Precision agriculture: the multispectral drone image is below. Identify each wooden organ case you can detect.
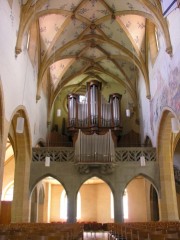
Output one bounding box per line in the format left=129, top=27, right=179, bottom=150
left=67, top=80, right=122, bottom=132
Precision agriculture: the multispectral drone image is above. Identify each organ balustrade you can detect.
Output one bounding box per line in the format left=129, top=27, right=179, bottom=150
left=32, top=147, right=156, bottom=164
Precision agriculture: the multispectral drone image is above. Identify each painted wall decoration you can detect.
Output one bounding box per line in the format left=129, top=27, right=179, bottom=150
left=150, top=54, right=180, bottom=135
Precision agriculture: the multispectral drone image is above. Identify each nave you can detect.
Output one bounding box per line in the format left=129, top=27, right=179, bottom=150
left=1, top=222, right=180, bottom=240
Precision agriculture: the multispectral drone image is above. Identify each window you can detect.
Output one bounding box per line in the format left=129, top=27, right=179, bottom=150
left=111, top=192, right=114, bottom=219
left=3, top=183, right=14, bottom=201
left=26, top=31, right=30, bottom=50
left=123, top=189, right=128, bottom=219
left=27, top=21, right=38, bottom=66
left=147, top=20, right=160, bottom=64
left=60, top=190, right=67, bottom=220
left=76, top=192, right=81, bottom=220
left=79, top=95, right=86, bottom=103
left=155, top=27, right=160, bottom=52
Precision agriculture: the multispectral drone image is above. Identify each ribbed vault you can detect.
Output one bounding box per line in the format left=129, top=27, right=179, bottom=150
left=15, top=0, right=172, bottom=134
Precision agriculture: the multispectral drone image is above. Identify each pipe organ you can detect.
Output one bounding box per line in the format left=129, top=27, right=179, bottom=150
left=67, top=80, right=122, bottom=132
left=75, top=130, right=115, bottom=163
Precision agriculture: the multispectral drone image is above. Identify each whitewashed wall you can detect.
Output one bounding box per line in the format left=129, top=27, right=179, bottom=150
left=0, top=0, right=47, bottom=146
left=138, top=71, right=151, bottom=146
left=138, top=8, right=180, bottom=146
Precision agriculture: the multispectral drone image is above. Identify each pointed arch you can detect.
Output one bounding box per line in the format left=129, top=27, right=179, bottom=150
left=9, top=106, right=32, bottom=222
left=157, top=108, right=179, bottom=220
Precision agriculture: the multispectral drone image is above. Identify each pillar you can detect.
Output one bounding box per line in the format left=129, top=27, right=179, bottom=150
left=113, top=190, right=124, bottom=223
left=158, top=114, right=179, bottom=221
left=11, top=134, right=31, bottom=222
left=67, top=190, right=77, bottom=223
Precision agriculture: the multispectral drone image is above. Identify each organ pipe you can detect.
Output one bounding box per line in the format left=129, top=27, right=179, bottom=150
left=67, top=94, right=79, bottom=127
left=109, top=93, right=122, bottom=128
left=67, top=80, right=122, bottom=131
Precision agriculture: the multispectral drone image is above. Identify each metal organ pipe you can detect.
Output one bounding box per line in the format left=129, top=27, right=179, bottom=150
left=90, top=84, right=98, bottom=126
left=68, top=94, right=78, bottom=127
left=67, top=81, right=122, bottom=131
left=110, top=93, right=122, bottom=128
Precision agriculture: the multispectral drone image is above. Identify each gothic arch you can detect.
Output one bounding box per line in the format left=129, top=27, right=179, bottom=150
left=30, top=173, right=67, bottom=194
left=124, top=173, right=159, bottom=195
left=77, top=175, right=114, bottom=196
left=157, top=108, right=179, bottom=220
left=8, top=106, right=32, bottom=222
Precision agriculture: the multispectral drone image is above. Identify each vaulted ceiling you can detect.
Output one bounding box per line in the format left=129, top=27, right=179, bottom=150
left=16, top=0, right=171, bottom=134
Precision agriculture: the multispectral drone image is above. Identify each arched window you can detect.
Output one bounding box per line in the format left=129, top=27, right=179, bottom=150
left=79, top=95, right=86, bottom=103
left=76, top=192, right=81, bottom=220
left=111, top=192, right=114, bottom=219
left=147, top=20, right=160, bottom=64
left=123, top=189, right=128, bottom=219
left=60, top=190, right=67, bottom=220
left=2, top=182, right=14, bottom=201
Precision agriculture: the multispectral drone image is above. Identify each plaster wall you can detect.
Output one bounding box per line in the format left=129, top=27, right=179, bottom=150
left=2, top=158, right=14, bottom=193
left=80, top=184, right=98, bottom=222
left=138, top=8, right=180, bottom=147
left=80, top=183, right=112, bottom=223
left=0, top=0, right=48, bottom=146
left=138, top=71, right=151, bottom=145
left=126, top=177, right=150, bottom=222
left=50, top=184, right=64, bottom=222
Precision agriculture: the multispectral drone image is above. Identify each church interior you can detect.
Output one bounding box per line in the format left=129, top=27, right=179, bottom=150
left=0, top=0, right=180, bottom=239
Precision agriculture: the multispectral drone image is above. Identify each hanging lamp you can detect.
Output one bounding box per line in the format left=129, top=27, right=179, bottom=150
left=16, top=116, right=24, bottom=133
left=57, top=109, right=61, bottom=117
left=126, top=108, right=131, bottom=117
left=45, top=156, right=50, bottom=167
left=171, top=117, right=179, bottom=133
left=140, top=155, right=146, bottom=166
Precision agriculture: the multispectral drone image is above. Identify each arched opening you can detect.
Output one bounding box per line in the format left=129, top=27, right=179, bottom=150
left=0, top=137, right=15, bottom=224
left=30, top=176, right=68, bottom=223
left=79, top=177, right=113, bottom=223
left=1, top=108, right=32, bottom=223
left=125, top=175, right=159, bottom=222
left=150, top=184, right=159, bottom=221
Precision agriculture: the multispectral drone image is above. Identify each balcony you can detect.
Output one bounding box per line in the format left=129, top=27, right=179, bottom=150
left=32, top=146, right=157, bottom=174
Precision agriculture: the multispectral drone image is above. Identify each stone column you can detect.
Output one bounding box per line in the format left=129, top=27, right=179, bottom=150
left=158, top=145, right=179, bottom=221
left=158, top=117, right=179, bottom=221
left=11, top=134, right=31, bottom=222
left=67, top=190, right=77, bottom=223
left=113, top=190, right=124, bottom=223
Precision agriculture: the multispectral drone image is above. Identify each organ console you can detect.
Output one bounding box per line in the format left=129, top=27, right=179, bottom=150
left=67, top=80, right=122, bottom=133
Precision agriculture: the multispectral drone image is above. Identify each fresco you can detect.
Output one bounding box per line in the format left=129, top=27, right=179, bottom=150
left=150, top=55, right=180, bottom=135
